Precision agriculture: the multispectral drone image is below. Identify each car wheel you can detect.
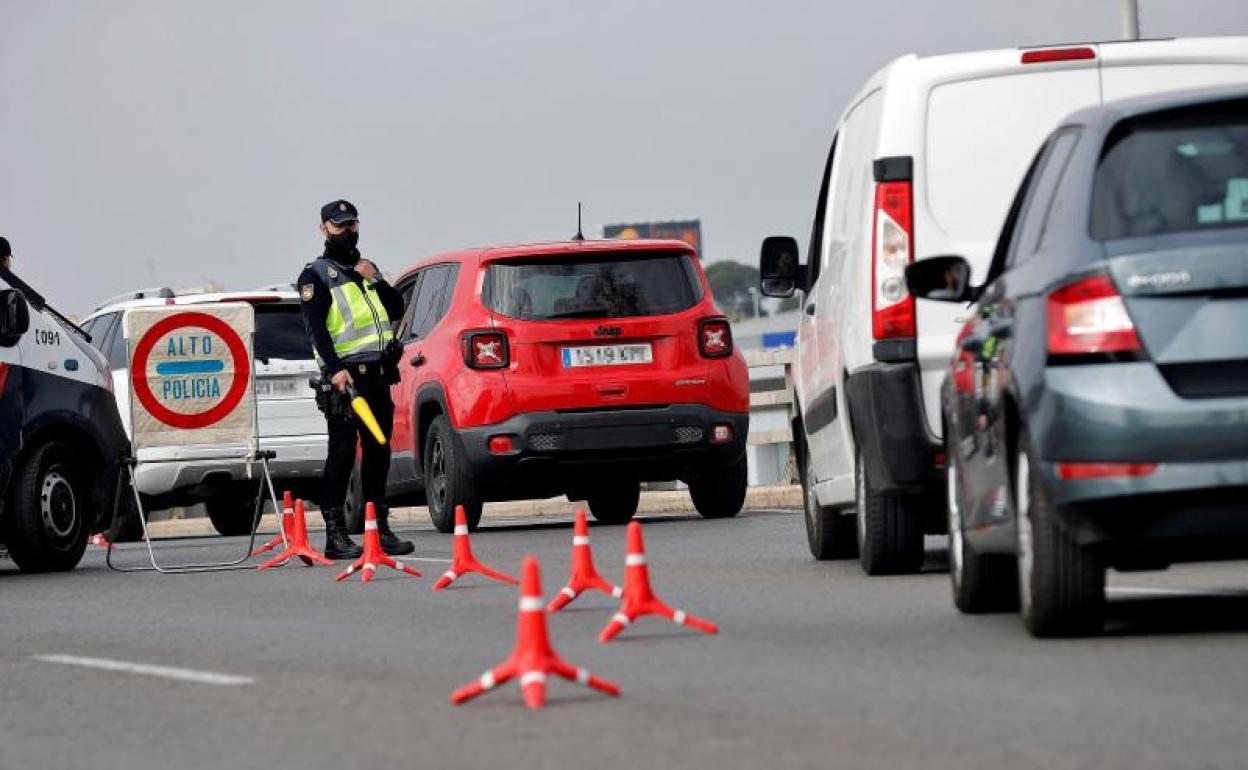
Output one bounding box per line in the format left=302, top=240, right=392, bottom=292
left=424, top=415, right=482, bottom=533
left=1014, top=432, right=1105, bottom=637
left=689, top=453, right=747, bottom=519
left=948, top=459, right=1018, bottom=613
left=587, top=479, right=640, bottom=524
left=4, top=441, right=89, bottom=572
left=802, top=450, right=856, bottom=560
left=343, top=458, right=365, bottom=535
left=205, top=491, right=260, bottom=537
left=855, top=449, right=924, bottom=575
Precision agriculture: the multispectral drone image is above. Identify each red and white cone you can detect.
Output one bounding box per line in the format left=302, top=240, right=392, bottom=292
left=548, top=509, right=622, bottom=613
left=432, top=505, right=518, bottom=591
left=88, top=533, right=111, bottom=548
left=335, top=502, right=422, bottom=583
left=251, top=490, right=294, bottom=558
left=450, top=555, right=620, bottom=709
left=598, top=520, right=719, bottom=642
left=258, top=499, right=335, bottom=569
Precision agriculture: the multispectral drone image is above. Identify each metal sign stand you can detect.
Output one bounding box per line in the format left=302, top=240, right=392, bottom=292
left=105, top=305, right=286, bottom=574
left=105, top=450, right=283, bottom=574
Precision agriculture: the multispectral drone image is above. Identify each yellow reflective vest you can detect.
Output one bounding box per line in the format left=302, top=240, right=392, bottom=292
left=308, top=259, right=394, bottom=365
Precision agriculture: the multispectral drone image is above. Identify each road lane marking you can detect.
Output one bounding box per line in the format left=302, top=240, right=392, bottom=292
left=33, top=655, right=254, bottom=686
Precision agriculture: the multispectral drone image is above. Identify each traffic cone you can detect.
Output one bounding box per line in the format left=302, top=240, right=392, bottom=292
left=432, top=505, right=518, bottom=591
left=258, top=499, right=335, bottom=569
left=251, top=490, right=294, bottom=557
left=450, top=555, right=620, bottom=709
left=598, top=521, right=719, bottom=643
left=548, top=509, right=622, bottom=613
left=88, top=533, right=111, bottom=548
left=335, top=502, right=422, bottom=583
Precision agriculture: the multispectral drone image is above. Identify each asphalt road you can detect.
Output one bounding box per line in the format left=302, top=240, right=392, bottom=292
left=3, top=509, right=1248, bottom=770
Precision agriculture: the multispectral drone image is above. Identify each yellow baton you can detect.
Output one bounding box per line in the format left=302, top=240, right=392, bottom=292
left=345, top=383, right=387, bottom=445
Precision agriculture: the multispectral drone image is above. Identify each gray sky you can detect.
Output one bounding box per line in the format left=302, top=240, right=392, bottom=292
left=3, top=0, right=1247, bottom=315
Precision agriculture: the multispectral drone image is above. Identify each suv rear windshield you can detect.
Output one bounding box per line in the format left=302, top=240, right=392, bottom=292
left=483, top=251, right=704, bottom=320
left=253, top=303, right=313, bottom=362
left=1092, top=103, right=1248, bottom=239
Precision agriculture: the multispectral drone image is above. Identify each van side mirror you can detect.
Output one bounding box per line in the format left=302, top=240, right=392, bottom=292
left=759, top=236, right=805, bottom=298
left=905, top=255, right=975, bottom=303
left=0, top=289, right=30, bottom=347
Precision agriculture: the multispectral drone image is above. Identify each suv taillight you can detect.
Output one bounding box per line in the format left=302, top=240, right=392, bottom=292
left=1046, top=274, right=1142, bottom=358
left=871, top=181, right=916, bottom=339
left=462, top=330, right=509, bottom=369
left=699, top=317, right=733, bottom=358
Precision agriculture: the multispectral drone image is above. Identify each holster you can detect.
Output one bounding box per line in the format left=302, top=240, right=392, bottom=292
left=309, top=375, right=350, bottom=419
left=383, top=339, right=403, bottom=386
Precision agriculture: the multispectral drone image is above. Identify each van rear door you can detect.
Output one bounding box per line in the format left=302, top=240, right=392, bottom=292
left=916, top=50, right=1101, bottom=435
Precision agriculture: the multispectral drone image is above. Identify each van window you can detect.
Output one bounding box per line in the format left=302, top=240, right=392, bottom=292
left=483, top=252, right=703, bottom=321
left=806, top=134, right=839, bottom=285
left=1091, top=104, right=1248, bottom=239
left=926, top=70, right=1099, bottom=250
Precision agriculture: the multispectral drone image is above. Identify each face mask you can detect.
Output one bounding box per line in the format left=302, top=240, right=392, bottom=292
left=324, top=230, right=360, bottom=264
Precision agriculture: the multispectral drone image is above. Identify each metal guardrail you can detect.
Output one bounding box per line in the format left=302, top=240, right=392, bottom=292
left=743, top=348, right=797, bottom=484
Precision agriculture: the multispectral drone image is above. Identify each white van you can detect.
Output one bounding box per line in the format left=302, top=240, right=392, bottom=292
left=0, top=268, right=129, bottom=572
left=82, top=288, right=325, bottom=537
left=760, top=37, right=1248, bottom=574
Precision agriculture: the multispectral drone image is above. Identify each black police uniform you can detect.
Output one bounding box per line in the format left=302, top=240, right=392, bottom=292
left=298, top=200, right=412, bottom=558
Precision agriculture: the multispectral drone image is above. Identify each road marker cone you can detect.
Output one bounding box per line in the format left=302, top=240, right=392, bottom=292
left=432, top=505, right=518, bottom=591
left=258, top=499, right=335, bottom=569
left=548, top=509, right=622, bottom=613
left=598, top=521, right=719, bottom=643
left=251, top=490, right=294, bottom=557
left=335, top=502, right=422, bottom=583
left=450, top=555, right=620, bottom=709
left=88, top=533, right=111, bottom=548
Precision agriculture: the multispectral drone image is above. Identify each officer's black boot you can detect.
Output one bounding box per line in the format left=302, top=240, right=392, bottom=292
left=375, top=506, right=415, bottom=556
left=321, top=508, right=363, bottom=560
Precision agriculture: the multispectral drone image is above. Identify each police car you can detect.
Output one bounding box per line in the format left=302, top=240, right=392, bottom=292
left=0, top=268, right=129, bottom=572
left=82, top=288, right=326, bottom=537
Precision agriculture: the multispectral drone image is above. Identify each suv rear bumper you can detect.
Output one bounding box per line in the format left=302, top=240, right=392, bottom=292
left=133, top=435, right=328, bottom=497
left=845, top=362, right=941, bottom=493
left=457, top=405, right=749, bottom=485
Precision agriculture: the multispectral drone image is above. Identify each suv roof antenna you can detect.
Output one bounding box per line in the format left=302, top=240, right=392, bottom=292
left=572, top=202, right=585, bottom=242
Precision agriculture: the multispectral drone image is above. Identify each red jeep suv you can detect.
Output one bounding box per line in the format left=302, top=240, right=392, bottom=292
left=376, top=238, right=749, bottom=532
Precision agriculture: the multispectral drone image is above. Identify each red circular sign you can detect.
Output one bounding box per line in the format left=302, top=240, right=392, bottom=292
left=131, top=312, right=251, bottom=430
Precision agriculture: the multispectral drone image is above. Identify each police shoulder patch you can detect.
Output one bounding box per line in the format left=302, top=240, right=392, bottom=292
left=326, top=266, right=338, bottom=278
left=300, top=284, right=314, bottom=301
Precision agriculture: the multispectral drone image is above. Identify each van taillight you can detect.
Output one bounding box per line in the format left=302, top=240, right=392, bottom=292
left=699, top=317, right=733, bottom=358
left=871, top=181, right=916, bottom=339
left=462, top=330, right=509, bottom=369
left=1021, top=47, right=1096, bottom=64
left=1046, top=274, right=1142, bottom=358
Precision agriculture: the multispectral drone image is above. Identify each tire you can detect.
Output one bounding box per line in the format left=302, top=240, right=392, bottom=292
left=205, top=492, right=260, bottom=537
left=1014, top=433, right=1105, bottom=637
left=4, top=441, right=89, bottom=572
left=855, top=449, right=924, bottom=575
left=343, top=458, right=365, bottom=535
left=948, top=459, right=1018, bottom=613
left=587, top=479, right=640, bottom=525
left=689, top=454, right=747, bottom=520
left=801, top=449, right=856, bottom=560
left=424, top=415, right=481, bottom=533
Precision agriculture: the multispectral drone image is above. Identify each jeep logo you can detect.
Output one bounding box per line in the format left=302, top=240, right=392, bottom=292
left=594, top=326, right=623, bottom=337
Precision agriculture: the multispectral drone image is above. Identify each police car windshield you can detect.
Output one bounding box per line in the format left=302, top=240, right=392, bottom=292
left=482, top=251, right=704, bottom=321
left=253, top=304, right=313, bottom=362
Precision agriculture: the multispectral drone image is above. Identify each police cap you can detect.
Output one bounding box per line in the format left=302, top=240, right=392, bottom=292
left=321, top=199, right=359, bottom=225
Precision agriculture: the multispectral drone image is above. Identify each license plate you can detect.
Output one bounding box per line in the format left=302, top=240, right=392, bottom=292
left=562, top=344, right=653, bottom=368
left=255, top=376, right=303, bottom=399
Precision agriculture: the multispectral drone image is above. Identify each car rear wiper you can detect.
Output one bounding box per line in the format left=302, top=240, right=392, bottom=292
left=545, top=307, right=611, bottom=319
left=0, top=265, right=91, bottom=342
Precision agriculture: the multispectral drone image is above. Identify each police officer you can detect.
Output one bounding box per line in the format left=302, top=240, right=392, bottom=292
left=298, top=200, right=414, bottom=559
